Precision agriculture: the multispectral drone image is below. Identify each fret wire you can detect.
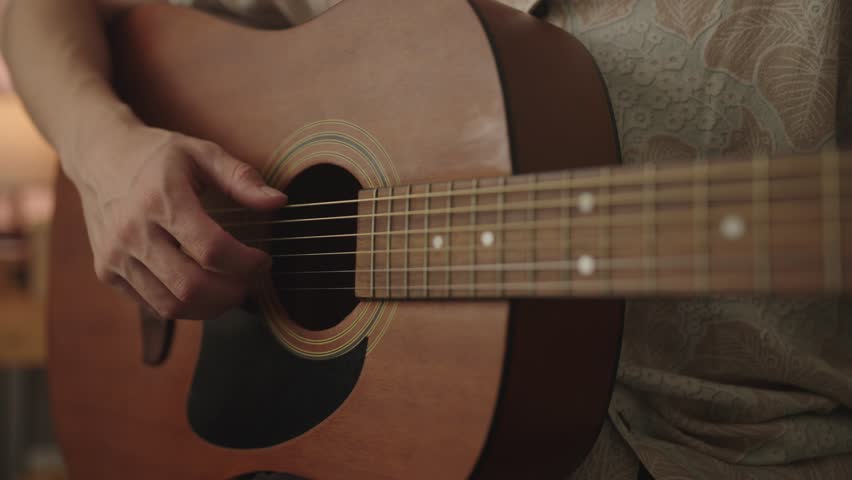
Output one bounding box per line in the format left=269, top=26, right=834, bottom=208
left=403, top=185, right=411, bottom=298
left=693, top=159, right=710, bottom=292
left=528, top=175, right=537, bottom=295
left=211, top=153, right=848, bottom=216
left=497, top=177, right=506, bottom=298
left=469, top=179, right=478, bottom=298
left=385, top=187, right=393, bottom=298
left=753, top=155, right=772, bottom=292
left=423, top=183, right=431, bottom=297
left=369, top=189, right=378, bottom=298
left=600, top=168, right=611, bottom=295
left=560, top=170, right=571, bottom=293
left=445, top=181, right=453, bottom=297
left=821, top=150, right=843, bottom=290
left=643, top=164, right=657, bottom=293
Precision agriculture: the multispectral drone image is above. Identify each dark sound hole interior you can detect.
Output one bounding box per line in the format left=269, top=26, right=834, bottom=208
left=271, top=164, right=361, bottom=331
left=232, top=473, right=306, bottom=480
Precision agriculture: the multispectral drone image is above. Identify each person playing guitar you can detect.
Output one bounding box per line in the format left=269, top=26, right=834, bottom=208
left=3, top=1, right=851, bottom=479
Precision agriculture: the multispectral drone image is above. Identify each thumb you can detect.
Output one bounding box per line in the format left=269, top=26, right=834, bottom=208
left=190, top=141, right=287, bottom=210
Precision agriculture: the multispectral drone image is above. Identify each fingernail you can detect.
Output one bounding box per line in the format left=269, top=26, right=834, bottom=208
left=261, top=186, right=285, bottom=198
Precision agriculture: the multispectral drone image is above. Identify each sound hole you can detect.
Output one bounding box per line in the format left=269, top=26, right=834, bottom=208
left=232, top=473, right=306, bottom=480
left=270, top=164, right=361, bottom=330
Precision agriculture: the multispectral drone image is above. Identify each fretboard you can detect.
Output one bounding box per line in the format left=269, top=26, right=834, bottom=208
left=354, top=152, right=851, bottom=299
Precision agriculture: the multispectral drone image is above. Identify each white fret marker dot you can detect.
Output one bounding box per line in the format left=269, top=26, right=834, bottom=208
left=480, top=231, right=495, bottom=247
left=578, top=192, right=595, bottom=213
left=432, top=235, right=444, bottom=249
left=577, top=255, right=596, bottom=276
left=720, top=214, right=746, bottom=240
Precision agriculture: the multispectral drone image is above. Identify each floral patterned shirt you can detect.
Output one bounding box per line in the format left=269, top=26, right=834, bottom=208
left=171, top=1, right=852, bottom=479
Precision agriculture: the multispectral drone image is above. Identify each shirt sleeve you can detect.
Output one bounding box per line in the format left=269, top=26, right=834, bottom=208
left=168, top=0, right=339, bottom=27
left=169, top=0, right=538, bottom=27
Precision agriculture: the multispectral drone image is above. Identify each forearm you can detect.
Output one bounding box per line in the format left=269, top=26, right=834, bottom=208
left=2, top=0, right=286, bottom=320
left=1, top=0, right=140, bottom=183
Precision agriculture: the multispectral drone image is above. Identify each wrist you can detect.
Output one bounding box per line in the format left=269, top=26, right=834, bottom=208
left=59, top=96, right=142, bottom=185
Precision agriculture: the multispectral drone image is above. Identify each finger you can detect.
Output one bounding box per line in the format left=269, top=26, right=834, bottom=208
left=119, top=257, right=184, bottom=320
left=136, top=225, right=248, bottom=319
left=185, top=141, right=287, bottom=211
left=108, top=275, right=164, bottom=320
left=161, top=182, right=271, bottom=276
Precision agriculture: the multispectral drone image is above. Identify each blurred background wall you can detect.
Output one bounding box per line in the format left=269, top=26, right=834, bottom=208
left=0, top=0, right=65, bottom=479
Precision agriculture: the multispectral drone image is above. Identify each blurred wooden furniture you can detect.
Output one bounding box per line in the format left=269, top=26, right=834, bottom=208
left=0, top=222, right=52, bottom=480
left=0, top=291, right=45, bottom=367
left=0, top=194, right=50, bottom=480
left=18, top=472, right=64, bottom=480
left=17, top=473, right=65, bottom=480
left=0, top=216, right=50, bottom=367
left=15, top=443, right=66, bottom=480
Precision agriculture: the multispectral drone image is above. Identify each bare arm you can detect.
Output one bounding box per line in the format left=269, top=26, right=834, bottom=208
left=3, top=0, right=143, bottom=169
left=2, top=0, right=287, bottom=320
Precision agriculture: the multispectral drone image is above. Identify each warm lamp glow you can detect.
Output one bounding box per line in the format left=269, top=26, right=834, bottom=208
left=0, top=0, right=9, bottom=95
left=0, top=95, right=56, bottom=186
left=0, top=61, right=10, bottom=95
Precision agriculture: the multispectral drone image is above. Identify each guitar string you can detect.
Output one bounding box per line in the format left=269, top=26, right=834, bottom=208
left=271, top=268, right=840, bottom=294
left=236, top=197, right=842, bottom=247
left=216, top=176, right=832, bottom=229
left=270, top=221, right=832, bottom=274
left=208, top=156, right=850, bottom=214
left=222, top=182, right=849, bottom=246
left=268, top=253, right=826, bottom=277
left=206, top=155, right=849, bottom=216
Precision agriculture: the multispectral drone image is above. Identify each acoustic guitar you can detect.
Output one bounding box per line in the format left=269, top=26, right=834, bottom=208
left=47, top=1, right=850, bottom=479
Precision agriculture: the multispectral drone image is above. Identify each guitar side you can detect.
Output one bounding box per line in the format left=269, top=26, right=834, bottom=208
left=47, top=1, right=622, bottom=478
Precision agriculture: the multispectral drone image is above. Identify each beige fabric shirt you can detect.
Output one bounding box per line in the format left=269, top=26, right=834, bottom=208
left=171, top=1, right=852, bottom=478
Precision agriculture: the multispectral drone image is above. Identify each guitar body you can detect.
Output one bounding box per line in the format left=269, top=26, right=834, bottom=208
left=47, top=1, right=622, bottom=478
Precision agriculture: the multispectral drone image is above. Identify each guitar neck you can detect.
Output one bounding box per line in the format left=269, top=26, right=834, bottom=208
left=355, top=151, right=851, bottom=299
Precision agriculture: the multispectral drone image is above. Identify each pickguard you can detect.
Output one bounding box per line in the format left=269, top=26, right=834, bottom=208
left=187, top=305, right=365, bottom=449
